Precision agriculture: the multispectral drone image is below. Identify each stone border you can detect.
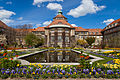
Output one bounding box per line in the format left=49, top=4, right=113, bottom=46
left=14, top=49, right=80, bottom=65
left=14, top=50, right=48, bottom=65
left=72, top=50, right=104, bottom=64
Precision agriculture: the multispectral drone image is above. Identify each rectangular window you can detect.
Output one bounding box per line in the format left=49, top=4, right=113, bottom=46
left=58, top=36, right=62, bottom=42
left=51, top=36, right=54, bottom=42
left=65, top=37, right=69, bottom=42
left=58, top=29, right=63, bottom=32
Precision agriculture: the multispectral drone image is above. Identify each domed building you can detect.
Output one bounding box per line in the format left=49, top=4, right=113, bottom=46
left=44, top=11, right=75, bottom=47
left=101, top=19, right=120, bottom=48
left=32, top=11, right=103, bottom=48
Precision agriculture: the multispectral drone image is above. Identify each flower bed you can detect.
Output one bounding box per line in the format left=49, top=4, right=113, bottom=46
left=1, top=64, right=120, bottom=79
left=1, top=49, right=120, bottom=79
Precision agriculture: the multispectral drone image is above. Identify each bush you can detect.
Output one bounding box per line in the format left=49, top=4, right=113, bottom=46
left=1, top=74, right=9, bottom=79
left=10, top=74, right=17, bottom=78
left=0, top=59, right=21, bottom=69
left=42, top=74, right=48, bottom=79
left=57, top=74, right=63, bottom=78
left=26, top=74, right=32, bottom=78
left=33, top=75, right=40, bottom=79
left=71, top=74, right=77, bottom=78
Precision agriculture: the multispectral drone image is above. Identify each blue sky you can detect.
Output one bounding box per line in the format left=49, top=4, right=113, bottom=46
left=0, top=0, right=120, bottom=29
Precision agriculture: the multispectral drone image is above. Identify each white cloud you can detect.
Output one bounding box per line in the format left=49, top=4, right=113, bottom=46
left=6, top=1, right=12, bottom=5
left=0, top=6, right=3, bottom=9
left=47, top=3, right=62, bottom=11
left=1, top=18, right=14, bottom=24
left=67, top=0, right=106, bottom=18
left=36, top=24, right=41, bottom=27
left=33, top=0, right=63, bottom=5
left=37, top=5, right=41, bottom=7
left=103, top=19, right=114, bottom=25
left=18, top=17, right=23, bottom=20
left=43, top=20, right=52, bottom=26
left=71, top=24, right=78, bottom=27
left=0, top=9, right=16, bottom=24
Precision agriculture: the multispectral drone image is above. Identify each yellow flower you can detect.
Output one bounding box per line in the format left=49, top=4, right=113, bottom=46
left=74, top=72, right=76, bottom=74
left=96, top=72, right=98, bottom=74
left=89, top=72, right=92, bottom=75
left=17, top=64, right=20, bottom=67
left=32, top=72, right=35, bottom=74
left=60, top=72, right=63, bottom=75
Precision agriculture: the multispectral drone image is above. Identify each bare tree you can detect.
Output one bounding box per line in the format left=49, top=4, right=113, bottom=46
left=15, top=24, right=33, bottom=46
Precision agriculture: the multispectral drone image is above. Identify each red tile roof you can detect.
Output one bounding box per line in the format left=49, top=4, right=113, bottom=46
left=102, top=18, right=120, bottom=32
left=46, top=19, right=74, bottom=28
left=86, top=29, right=102, bottom=35
left=53, top=14, right=67, bottom=19
left=108, top=18, right=120, bottom=26
left=15, top=29, right=34, bottom=32
left=75, top=27, right=88, bottom=31
left=0, top=20, right=9, bottom=28
left=33, top=27, right=45, bottom=31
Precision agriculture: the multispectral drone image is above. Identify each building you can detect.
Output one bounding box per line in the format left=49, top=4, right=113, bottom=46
left=0, top=20, right=17, bottom=45
left=33, top=11, right=102, bottom=47
left=0, top=21, right=7, bottom=44
left=0, top=11, right=103, bottom=47
left=101, top=19, right=120, bottom=48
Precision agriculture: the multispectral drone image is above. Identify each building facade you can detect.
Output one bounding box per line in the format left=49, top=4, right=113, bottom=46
left=33, top=11, right=102, bottom=47
left=101, top=19, right=120, bottom=48
left=0, top=20, right=17, bottom=45
left=0, top=11, right=103, bottom=47
left=0, top=21, right=7, bottom=44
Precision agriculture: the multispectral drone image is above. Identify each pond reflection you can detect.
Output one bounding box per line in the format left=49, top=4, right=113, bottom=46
left=20, top=50, right=80, bottom=63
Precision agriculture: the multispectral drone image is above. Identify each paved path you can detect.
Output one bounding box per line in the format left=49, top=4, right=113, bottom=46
left=72, top=50, right=104, bottom=64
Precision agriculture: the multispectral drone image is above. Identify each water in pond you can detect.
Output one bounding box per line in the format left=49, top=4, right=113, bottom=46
left=20, top=50, right=93, bottom=63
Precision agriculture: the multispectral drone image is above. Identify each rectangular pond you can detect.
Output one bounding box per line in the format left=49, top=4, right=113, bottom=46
left=20, top=50, right=93, bottom=63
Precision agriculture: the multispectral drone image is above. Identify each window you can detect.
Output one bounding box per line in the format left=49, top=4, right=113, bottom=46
left=65, top=29, right=69, bottom=33
left=92, top=32, right=95, bottom=35
left=58, top=28, right=63, bottom=32
left=58, top=36, right=62, bottom=42
left=81, top=32, right=83, bottom=34
left=51, top=36, right=54, bottom=42
left=58, top=22, right=62, bottom=24
left=65, top=37, right=69, bottom=42
left=85, top=32, right=87, bottom=34
left=96, top=32, right=99, bottom=35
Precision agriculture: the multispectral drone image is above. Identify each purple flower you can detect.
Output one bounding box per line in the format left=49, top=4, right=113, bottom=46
left=97, top=68, right=101, bottom=72
left=47, top=70, right=50, bottom=73
left=5, top=70, right=10, bottom=74
left=62, top=70, right=65, bottom=74
left=107, top=70, right=114, bottom=74
left=2, top=71, right=5, bottom=74
left=11, top=70, right=15, bottom=74
left=53, top=69, right=55, bottom=73
left=42, top=69, right=46, bottom=72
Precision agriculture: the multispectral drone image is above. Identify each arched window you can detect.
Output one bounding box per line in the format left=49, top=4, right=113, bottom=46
left=58, top=22, right=62, bottom=24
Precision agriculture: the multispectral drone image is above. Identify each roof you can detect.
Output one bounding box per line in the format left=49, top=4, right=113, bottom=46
left=108, top=18, right=120, bottom=26
left=86, top=29, right=102, bottom=35
left=75, top=27, right=88, bottom=31
left=102, top=18, right=120, bottom=32
left=46, top=19, right=74, bottom=28
left=15, top=28, right=34, bottom=32
left=53, top=14, right=67, bottom=19
left=33, top=27, right=45, bottom=31
left=0, top=20, right=9, bottom=29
